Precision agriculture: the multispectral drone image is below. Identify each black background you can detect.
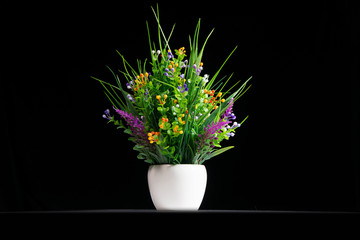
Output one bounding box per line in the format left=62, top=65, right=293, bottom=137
left=2, top=0, right=359, bottom=211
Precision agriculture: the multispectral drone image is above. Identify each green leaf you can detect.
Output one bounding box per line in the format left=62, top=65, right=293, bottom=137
left=145, top=159, right=154, bottom=164
left=137, top=153, right=146, bottom=160
left=208, top=146, right=234, bottom=159
left=124, top=129, right=132, bottom=135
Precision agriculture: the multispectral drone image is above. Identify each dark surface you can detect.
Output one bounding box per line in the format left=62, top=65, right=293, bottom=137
left=2, top=1, right=359, bottom=212
left=1, top=210, right=358, bottom=238
left=2, top=209, right=359, bottom=214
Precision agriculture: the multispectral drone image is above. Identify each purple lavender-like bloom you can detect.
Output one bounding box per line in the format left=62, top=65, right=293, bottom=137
left=113, top=107, right=149, bottom=146
left=204, top=119, right=231, bottom=135
left=196, top=98, right=236, bottom=151
left=164, top=72, right=169, bottom=77
left=222, top=98, right=234, bottom=119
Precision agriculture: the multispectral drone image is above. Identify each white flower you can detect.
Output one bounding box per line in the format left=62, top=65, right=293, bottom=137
left=202, top=74, right=209, bottom=84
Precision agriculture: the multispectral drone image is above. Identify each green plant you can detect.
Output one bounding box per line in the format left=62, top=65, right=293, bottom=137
left=93, top=5, right=251, bottom=164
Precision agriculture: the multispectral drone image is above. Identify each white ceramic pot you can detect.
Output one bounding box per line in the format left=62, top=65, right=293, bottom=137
left=147, top=164, right=207, bottom=211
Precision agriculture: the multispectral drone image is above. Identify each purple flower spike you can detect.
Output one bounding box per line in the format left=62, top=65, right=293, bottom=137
left=112, top=107, right=149, bottom=146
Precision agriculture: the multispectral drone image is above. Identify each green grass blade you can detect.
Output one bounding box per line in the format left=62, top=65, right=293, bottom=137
left=207, top=146, right=234, bottom=160
left=207, top=46, right=237, bottom=89
left=91, top=76, right=121, bottom=91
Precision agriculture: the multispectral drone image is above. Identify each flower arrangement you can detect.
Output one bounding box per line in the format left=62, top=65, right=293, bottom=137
left=93, top=6, right=251, bottom=165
